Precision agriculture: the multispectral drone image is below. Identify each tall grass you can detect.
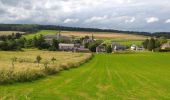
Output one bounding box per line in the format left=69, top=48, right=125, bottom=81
left=0, top=50, right=92, bottom=84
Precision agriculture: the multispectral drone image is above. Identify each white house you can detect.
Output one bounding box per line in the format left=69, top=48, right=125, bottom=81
left=131, top=44, right=138, bottom=50
left=59, top=43, right=75, bottom=51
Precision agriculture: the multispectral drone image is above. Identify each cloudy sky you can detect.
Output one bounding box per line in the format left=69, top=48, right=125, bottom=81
left=0, top=0, right=170, bottom=32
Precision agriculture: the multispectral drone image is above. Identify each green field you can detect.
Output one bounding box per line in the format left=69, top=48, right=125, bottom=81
left=23, top=30, right=58, bottom=39
left=0, top=53, right=170, bottom=100
left=104, top=39, right=143, bottom=46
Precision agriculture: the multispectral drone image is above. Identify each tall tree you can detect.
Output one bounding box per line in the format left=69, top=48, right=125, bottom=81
left=147, top=38, right=155, bottom=51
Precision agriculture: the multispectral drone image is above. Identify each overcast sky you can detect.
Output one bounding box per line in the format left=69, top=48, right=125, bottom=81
left=0, top=0, right=170, bottom=32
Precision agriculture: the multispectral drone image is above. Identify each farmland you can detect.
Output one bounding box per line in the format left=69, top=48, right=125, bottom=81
left=0, top=49, right=91, bottom=84
left=0, top=53, right=170, bottom=99
left=61, top=31, right=148, bottom=40
left=0, top=31, right=25, bottom=36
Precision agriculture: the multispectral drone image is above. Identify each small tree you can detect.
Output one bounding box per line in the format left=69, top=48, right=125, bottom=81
left=106, top=45, right=112, bottom=53
left=11, top=57, right=17, bottom=69
left=36, top=55, right=42, bottom=67
left=44, top=60, right=49, bottom=70
left=51, top=57, right=56, bottom=64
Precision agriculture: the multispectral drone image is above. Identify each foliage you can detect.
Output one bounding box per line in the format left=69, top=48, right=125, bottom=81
left=106, top=45, right=112, bottom=53
left=88, top=40, right=103, bottom=52
left=36, top=55, right=42, bottom=66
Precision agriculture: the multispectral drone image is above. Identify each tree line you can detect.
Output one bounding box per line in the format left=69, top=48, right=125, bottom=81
left=1, top=24, right=170, bottom=39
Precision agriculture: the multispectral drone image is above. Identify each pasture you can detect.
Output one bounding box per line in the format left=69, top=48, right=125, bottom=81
left=23, top=30, right=59, bottom=39
left=0, top=53, right=170, bottom=99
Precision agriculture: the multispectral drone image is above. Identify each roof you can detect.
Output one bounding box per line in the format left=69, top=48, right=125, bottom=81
left=59, top=43, right=74, bottom=47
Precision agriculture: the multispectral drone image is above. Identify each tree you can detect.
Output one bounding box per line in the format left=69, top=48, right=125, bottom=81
left=158, top=36, right=167, bottom=45
left=88, top=40, right=102, bottom=52
left=147, top=38, right=155, bottom=51
left=142, top=39, right=149, bottom=49
left=106, top=45, right=112, bottom=53
left=36, top=55, right=42, bottom=67
left=44, top=60, right=49, bottom=70
left=11, top=57, right=17, bottom=69
left=51, top=57, right=56, bottom=64
left=50, top=39, right=59, bottom=51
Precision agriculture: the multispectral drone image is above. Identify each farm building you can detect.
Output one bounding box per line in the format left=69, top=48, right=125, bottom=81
left=112, top=42, right=126, bottom=51
left=131, top=44, right=144, bottom=51
left=59, top=43, right=90, bottom=52
left=59, top=43, right=75, bottom=51
left=96, top=44, right=106, bottom=53
left=131, top=44, right=138, bottom=50
left=161, top=43, right=170, bottom=49
left=44, top=33, right=71, bottom=43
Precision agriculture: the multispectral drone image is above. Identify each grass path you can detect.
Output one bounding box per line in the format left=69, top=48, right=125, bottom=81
left=0, top=53, right=170, bottom=100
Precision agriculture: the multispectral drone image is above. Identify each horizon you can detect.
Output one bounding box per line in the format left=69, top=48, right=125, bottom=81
left=0, top=0, right=170, bottom=32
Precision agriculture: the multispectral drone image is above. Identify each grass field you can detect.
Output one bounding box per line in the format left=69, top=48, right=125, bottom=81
left=0, top=53, right=170, bottom=99
left=0, top=31, right=25, bottom=36
left=23, top=30, right=59, bottom=39
left=104, top=39, right=143, bottom=46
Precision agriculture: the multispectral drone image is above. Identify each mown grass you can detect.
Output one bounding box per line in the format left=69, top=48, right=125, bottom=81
left=0, top=49, right=92, bottom=84
left=0, top=52, right=170, bottom=99
left=23, top=30, right=59, bottom=39
left=104, top=39, right=143, bottom=46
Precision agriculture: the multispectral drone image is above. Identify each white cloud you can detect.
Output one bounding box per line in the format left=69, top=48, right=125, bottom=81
left=146, top=17, right=159, bottom=23
left=165, top=19, right=170, bottom=23
left=64, top=18, right=79, bottom=23
left=85, top=15, right=108, bottom=23
left=125, top=17, right=136, bottom=23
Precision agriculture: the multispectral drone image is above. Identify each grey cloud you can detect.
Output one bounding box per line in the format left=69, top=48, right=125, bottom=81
left=0, top=0, right=170, bottom=32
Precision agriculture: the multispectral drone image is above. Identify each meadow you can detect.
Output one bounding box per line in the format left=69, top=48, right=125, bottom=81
left=0, top=49, right=91, bottom=84
left=23, top=30, right=58, bottom=39
left=0, top=52, right=170, bottom=100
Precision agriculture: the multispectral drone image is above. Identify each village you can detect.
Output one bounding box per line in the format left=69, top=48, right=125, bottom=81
left=43, top=31, right=170, bottom=53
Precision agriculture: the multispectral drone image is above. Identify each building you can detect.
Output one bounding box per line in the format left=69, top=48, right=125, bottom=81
left=131, top=44, right=138, bottom=50
left=161, top=43, right=170, bottom=50
left=112, top=42, right=126, bottom=51
left=43, top=33, right=71, bottom=44
left=96, top=44, right=106, bottom=53
left=59, top=43, right=75, bottom=51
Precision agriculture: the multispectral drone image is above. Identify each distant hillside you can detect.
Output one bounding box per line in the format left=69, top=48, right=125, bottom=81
left=0, top=24, right=170, bottom=38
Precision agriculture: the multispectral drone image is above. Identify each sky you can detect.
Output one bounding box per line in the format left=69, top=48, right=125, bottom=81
left=0, top=0, right=170, bottom=32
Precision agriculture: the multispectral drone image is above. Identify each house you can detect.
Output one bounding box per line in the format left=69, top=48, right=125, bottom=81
left=131, top=44, right=138, bottom=50
left=131, top=44, right=144, bottom=51
left=59, top=43, right=75, bottom=51
left=161, top=43, right=170, bottom=50
left=82, top=34, right=94, bottom=45
left=112, top=42, right=126, bottom=51
left=96, top=44, right=106, bottom=53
